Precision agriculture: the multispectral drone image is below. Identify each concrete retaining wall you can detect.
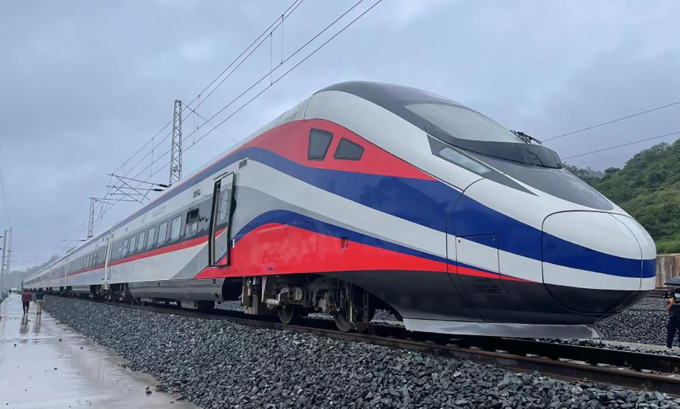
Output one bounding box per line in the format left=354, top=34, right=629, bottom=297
left=657, top=253, right=680, bottom=288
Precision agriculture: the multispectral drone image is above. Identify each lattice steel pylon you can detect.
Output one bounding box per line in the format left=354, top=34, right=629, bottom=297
left=169, top=99, right=183, bottom=186
left=87, top=197, right=95, bottom=239
left=1, top=229, right=7, bottom=294
left=5, top=227, right=11, bottom=278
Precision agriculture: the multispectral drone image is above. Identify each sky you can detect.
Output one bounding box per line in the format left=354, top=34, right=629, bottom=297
left=1, top=0, right=679, bottom=270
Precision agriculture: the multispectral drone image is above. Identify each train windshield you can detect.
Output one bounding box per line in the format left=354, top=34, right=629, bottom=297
left=405, top=103, right=524, bottom=144
left=402, top=101, right=562, bottom=168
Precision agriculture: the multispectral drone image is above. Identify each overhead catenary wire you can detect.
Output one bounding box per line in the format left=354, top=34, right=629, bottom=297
left=97, top=0, right=382, bottom=220
left=105, top=0, right=304, bottom=187
left=563, top=130, right=680, bottom=160
left=143, top=0, right=379, bottom=172
left=176, top=0, right=372, bottom=151
left=98, top=1, right=305, bottom=221
left=545, top=100, right=680, bottom=143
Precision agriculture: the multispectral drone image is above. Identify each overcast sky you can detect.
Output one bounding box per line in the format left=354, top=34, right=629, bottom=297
left=1, top=0, right=679, bottom=270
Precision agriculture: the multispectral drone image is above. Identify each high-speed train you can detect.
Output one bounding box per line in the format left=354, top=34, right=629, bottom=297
left=24, top=81, right=656, bottom=338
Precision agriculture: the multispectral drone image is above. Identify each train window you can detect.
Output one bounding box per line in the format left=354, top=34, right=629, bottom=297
left=438, top=146, right=491, bottom=175
left=122, top=239, right=129, bottom=257
left=137, top=231, right=146, bottom=252
left=170, top=216, right=182, bottom=242
left=157, top=222, right=168, bottom=246
left=333, top=138, right=364, bottom=161
left=308, top=129, right=333, bottom=160
left=404, top=102, right=524, bottom=144
left=185, top=209, right=199, bottom=238
left=129, top=235, right=137, bottom=255
left=146, top=226, right=156, bottom=250
left=218, top=188, right=231, bottom=223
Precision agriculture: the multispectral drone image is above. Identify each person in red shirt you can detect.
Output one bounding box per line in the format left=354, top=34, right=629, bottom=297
left=21, top=289, right=32, bottom=314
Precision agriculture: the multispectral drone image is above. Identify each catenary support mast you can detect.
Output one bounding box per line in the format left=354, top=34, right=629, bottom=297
left=0, top=229, right=7, bottom=294
left=169, top=99, right=183, bottom=186
left=87, top=198, right=95, bottom=239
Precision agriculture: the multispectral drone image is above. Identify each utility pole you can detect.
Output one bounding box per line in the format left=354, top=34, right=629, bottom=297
left=1, top=230, right=7, bottom=295
left=88, top=197, right=95, bottom=239
left=169, top=99, right=183, bottom=186
left=6, top=227, right=11, bottom=280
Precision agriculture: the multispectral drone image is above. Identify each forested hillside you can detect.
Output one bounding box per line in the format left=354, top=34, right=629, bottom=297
left=568, top=139, right=680, bottom=254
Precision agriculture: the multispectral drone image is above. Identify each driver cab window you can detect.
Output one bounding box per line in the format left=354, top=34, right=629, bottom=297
left=308, top=129, right=333, bottom=160
left=334, top=138, right=364, bottom=161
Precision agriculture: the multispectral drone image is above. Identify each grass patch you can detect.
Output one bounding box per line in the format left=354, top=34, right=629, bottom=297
left=656, top=238, right=680, bottom=254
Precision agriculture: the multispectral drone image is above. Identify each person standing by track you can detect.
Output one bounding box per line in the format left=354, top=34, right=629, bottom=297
left=35, top=289, right=46, bottom=314
left=21, top=289, right=32, bottom=315
left=666, top=287, right=680, bottom=349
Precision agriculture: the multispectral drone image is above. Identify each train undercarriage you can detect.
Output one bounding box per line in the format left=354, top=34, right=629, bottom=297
left=47, top=275, right=391, bottom=333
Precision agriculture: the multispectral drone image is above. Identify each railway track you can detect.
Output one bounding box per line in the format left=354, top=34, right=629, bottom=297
left=72, top=297, right=680, bottom=396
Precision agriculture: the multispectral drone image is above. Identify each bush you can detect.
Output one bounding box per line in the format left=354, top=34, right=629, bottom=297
left=656, top=238, right=680, bottom=255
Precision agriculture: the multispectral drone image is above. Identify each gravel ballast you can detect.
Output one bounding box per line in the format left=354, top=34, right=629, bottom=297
left=44, top=296, right=680, bottom=409
left=596, top=298, right=670, bottom=346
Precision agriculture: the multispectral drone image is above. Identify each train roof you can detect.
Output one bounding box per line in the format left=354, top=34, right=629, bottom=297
left=321, top=81, right=468, bottom=110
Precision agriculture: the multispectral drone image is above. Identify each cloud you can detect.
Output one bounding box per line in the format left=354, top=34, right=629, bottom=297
left=390, top=0, right=447, bottom=25
left=0, top=0, right=679, bottom=269
left=180, top=39, right=215, bottom=63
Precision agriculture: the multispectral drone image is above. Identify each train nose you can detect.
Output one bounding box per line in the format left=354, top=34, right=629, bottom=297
left=541, top=211, right=656, bottom=314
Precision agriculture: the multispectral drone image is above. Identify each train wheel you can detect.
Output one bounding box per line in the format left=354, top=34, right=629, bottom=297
left=332, top=281, right=374, bottom=333
left=278, top=304, right=301, bottom=325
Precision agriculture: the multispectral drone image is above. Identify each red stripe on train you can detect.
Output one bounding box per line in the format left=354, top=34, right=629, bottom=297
left=196, top=223, right=447, bottom=278
left=237, top=119, right=435, bottom=181
left=64, top=224, right=531, bottom=286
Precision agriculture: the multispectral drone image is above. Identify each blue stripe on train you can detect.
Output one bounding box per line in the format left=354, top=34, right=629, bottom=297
left=451, top=195, right=654, bottom=279
left=114, top=146, right=651, bottom=281
left=114, top=147, right=459, bottom=234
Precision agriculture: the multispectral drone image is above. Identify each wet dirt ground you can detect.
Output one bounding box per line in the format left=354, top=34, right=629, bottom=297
left=0, top=294, right=198, bottom=409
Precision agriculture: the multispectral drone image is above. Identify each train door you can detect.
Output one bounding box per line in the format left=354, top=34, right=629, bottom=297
left=209, top=172, right=235, bottom=266
left=103, top=233, right=114, bottom=289
left=453, top=235, right=507, bottom=294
